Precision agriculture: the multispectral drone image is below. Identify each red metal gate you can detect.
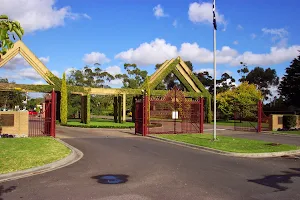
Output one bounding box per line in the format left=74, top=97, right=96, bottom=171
left=234, top=100, right=271, bottom=132
left=135, top=87, right=204, bottom=136
left=29, top=90, right=56, bottom=137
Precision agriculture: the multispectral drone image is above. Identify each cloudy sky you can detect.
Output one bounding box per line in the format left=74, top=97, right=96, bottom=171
left=0, top=0, right=299, bottom=88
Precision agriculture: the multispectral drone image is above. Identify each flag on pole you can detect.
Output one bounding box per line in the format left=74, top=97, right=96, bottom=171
left=212, top=0, right=217, bottom=30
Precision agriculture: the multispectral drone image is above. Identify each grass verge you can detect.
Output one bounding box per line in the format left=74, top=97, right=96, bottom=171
left=63, top=118, right=135, bottom=128
left=273, top=131, right=300, bottom=136
left=210, top=120, right=269, bottom=128
left=0, top=137, right=71, bottom=174
left=156, top=134, right=299, bottom=153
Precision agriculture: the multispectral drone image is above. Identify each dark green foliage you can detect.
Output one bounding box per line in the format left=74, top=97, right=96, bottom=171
left=27, top=98, right=43, bottom=110
left=194, top=71, right=235, bottom=94
left=238, top=63, right=279, bottom=100
left=68, top=64, right=114, bottom=88
left=0, top=78, right=25, bottom=110
left=115, top=63, right=148, bottom=89
left=283, top=115, right=297, bottom=129
left=86, top=94, right=90, bottom=124
left=279, top=54, right=300, bottom=107
left=237, top=63, right=249, bottom=82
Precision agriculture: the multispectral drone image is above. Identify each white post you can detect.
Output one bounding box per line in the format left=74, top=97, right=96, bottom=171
left=123, top=93, right=126, bottom=122
left=213, top=0, right=217, bottom=140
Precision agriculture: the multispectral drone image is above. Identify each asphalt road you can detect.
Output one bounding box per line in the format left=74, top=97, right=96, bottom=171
left=1, top=126, right=300, bottom=200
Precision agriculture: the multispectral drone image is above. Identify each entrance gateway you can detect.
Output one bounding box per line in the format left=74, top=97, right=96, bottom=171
left=135, top=87, right=204, bottom=136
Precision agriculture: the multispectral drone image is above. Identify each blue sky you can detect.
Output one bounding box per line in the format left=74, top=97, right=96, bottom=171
left=0, top=0, right=300, bottom=94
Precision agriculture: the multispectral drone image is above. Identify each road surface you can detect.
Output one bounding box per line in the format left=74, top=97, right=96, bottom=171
left=1, top=126, right=300, bottom=200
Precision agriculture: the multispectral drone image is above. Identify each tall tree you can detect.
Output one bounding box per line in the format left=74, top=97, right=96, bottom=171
left=194, top=71, right=235, bottom=94
left=116, top=63, right=148, bottom=89
left=216, top=73, right=236, bottom=93
left=60, top=73, right=68, bottom=124
left=0, top=15, right=24, bottom=57
left=68, top=65, right=114, bottom=88
left=279, top=54, right=300, bottom=107
left=246, top=67, right=279, bottom=99
left=238, top=62, right=279, bottom=100
left=238, top=62, right=249, bottom=82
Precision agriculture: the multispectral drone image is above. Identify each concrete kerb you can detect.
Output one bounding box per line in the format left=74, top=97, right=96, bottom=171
left=0, top=138, right=84, bottom=183
left=147, top=135, right=300, bottom=158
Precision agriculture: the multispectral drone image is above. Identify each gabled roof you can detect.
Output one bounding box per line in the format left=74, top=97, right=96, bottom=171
left=142, top=57, right=210, bottom=96
left=0, top=40, right=59, bottom=85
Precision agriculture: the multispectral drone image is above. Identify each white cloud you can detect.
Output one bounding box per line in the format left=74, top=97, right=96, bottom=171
left=33, top=80, right=46, bottom=85
left=115, top=38, right=177, bottom=66
left=2, top=54, right=50, bottom=70
left=39, top=56, right=50, bottom=64
left=83, top=52, right=110, bottom=65
left=17, top=68, right=41, bottom=81
left=179, top=43, right=238, bottom=64
left=82, top=13, right=92, bottom=20
left=237, top=24, right=243, bottom=30
left=65, top=67, right=76, bottom=76
left=233, top=41, right=239, bottom=45
left=109, top=79, right=123, bottom=86
left=115, top=38, right=300, bottom=67
left=172, top=20, right=178, bottom=28
left=188, top=2, right=226, bottom=27
left=262, top=28, right=289, bottom=47
left=230, top=45, right=300, bottom=66
left=262, top=28, right=288, bottom=38
left=251, top=33, right=257, bottom=39
left=105, top=66, right=122, bottom=76
left=0, top=0, right=90, bottom=33
left=51, top=70, right=60, bottom=77
left=153, top=4, right=167, bottom=18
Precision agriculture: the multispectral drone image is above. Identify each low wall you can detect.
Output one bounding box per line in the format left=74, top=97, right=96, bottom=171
left=270, top=114, right=300, bottom=131
left=0, top=111, right=29, bottom=136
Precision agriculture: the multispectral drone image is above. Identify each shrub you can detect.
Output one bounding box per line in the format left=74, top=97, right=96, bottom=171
left=282, top=115, right=297, bottom=129
left=60, top=72, right=68, bottom=124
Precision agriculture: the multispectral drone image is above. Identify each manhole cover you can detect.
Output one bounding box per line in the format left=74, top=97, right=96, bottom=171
left=92, top=174, right=129, bottom=184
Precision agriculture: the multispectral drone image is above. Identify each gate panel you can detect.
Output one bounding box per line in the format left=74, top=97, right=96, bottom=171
left=234, top=103, right=259, bottom=132
left=29, top=90, right=56, bottom=137
left=135, top=100, right=143, bottom=135
left=147, top=87, right=203, bottom=135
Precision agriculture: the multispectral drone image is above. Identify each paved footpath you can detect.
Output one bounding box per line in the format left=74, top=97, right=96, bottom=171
left=1, top=126, right=300, bottom=200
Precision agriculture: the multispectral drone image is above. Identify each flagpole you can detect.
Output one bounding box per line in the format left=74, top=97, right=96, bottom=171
left=213, top=0, right=217, bottom=140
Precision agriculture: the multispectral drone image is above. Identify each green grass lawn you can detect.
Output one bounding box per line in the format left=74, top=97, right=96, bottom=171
left=210, top=120, right=269, bottom=128
left=65, top=118, right=135, bottom=128
left=273, top=131, right=300, bottom=135
left=0, top=137, right=71, bottom=174
left=157, top=134, right=299, bottom=153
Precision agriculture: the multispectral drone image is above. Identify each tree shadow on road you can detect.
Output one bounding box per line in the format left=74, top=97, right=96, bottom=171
left=248, top=168, right=300, bottom=192
left=0, top=185, right=17, bottom=200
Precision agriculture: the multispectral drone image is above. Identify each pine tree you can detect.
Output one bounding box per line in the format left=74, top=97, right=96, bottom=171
left=279, top=55, right=300, bottom=107
left=60, top=72, right=68, bottom=124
